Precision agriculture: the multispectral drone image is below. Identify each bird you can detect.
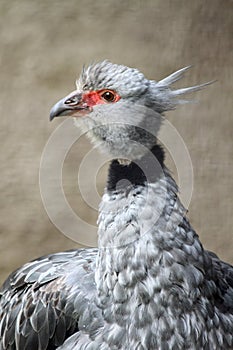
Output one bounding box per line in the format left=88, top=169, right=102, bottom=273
left=0, top=60, right=233, bottom=350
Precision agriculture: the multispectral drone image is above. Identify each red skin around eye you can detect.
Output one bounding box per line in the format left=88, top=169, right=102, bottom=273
left=82, top=90, right=121, bottom=107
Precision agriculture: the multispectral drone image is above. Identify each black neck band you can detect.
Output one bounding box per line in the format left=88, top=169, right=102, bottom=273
left=107, top=144, right=165, bottom=191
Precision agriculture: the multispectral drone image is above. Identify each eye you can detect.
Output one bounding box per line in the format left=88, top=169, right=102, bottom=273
left=100, top=90, right=118, bottom=103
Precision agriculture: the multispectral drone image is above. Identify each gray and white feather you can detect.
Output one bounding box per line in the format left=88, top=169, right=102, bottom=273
left=0, top=61, right=232, bottom=350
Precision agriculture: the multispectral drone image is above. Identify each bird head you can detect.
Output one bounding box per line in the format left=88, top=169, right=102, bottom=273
left=50, top=60, right=208, bottom=160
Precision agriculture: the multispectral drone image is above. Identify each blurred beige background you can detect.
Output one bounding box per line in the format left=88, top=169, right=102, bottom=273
left=0, top=0, right=232, bottom=283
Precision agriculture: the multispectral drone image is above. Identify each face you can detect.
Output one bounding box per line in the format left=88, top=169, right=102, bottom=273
left=50, top=61, right=161, bottom=159
left=50, top=88, right=121, bottom=120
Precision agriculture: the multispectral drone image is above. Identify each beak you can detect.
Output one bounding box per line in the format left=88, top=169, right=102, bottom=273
left=50, top=90, right=88, bottom=121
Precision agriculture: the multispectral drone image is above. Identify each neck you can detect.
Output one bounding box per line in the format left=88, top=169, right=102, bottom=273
left=98, top=144, right=167, bottom=249
left=95, top=144, right=206, bottom=346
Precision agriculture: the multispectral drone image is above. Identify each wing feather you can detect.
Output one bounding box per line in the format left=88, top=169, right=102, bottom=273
left=0, top=248, right=98, bottom=350
left=207, top=251, right=233, bottom=314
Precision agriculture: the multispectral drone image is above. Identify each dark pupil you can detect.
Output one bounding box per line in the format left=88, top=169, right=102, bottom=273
left=102, top=91, right=115, bottom=102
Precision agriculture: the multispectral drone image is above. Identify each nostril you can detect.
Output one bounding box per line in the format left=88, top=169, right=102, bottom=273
left=65, top=96, right=79, bottom=105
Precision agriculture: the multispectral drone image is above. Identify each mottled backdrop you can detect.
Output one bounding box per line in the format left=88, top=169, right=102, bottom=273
left=0, top=0, right=232, bottom=283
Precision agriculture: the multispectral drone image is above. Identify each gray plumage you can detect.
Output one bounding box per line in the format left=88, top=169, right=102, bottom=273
left=0, top=61, right=232, bottom=350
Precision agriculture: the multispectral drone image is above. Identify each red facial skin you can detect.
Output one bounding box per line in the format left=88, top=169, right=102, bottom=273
left=82, top=89, right=121, bottom=107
